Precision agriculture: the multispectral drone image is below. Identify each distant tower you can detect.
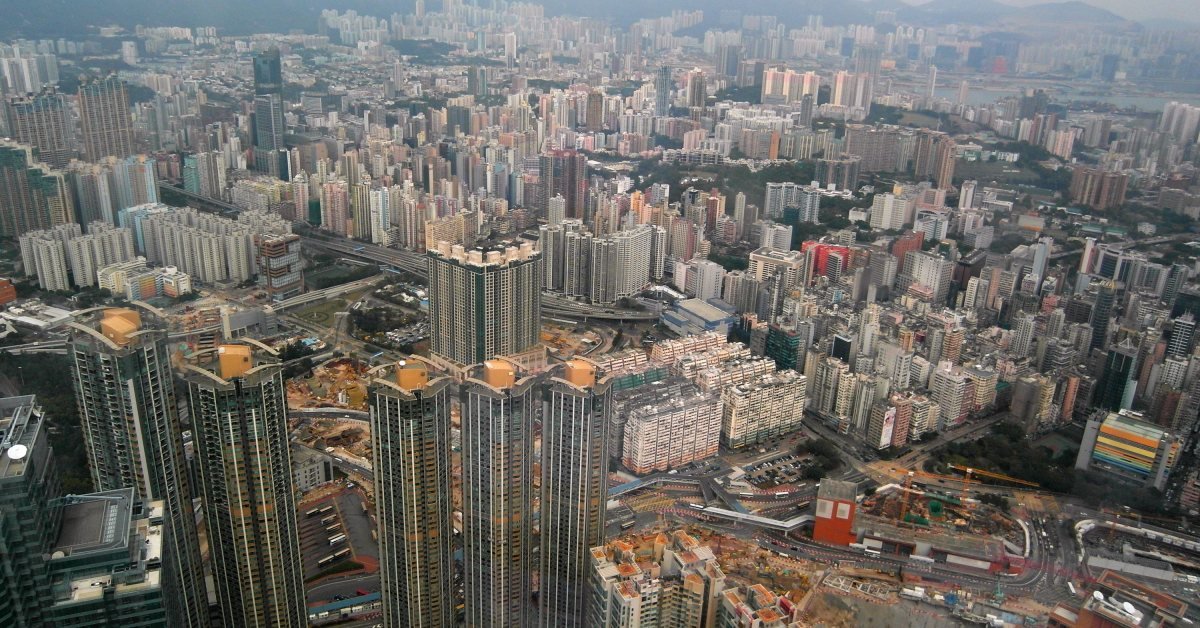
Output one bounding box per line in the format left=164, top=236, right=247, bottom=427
left=370, top=358, right=455, bottom=628
left=0, top=140, right=72, bottom=237
left=252, top=48, right=287, bottom=178
left=654, top=65, right=671, bottom=116
left=461, top=359, right=538, bottom=628
left=182, top=342, right=306, bottom=628
left=685, top=68, right=707, bottom=110
left=78, top=74, right=134, bottom=162
left=537, top=359, right=613, bottom=628
left=957, top=80, right=969, bottom=107
left=68, top=306, right=210, bottom=628
left=1090, top=280, right=1117, bottom=352
left=927, top=64, right=938, bottom=102
left=4, top=87, right=75, bottom=168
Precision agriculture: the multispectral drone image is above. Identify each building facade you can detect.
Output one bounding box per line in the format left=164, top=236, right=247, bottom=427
left=369, top=359, right=456, bottom=628
left=182, top=342, right=306, bottom=628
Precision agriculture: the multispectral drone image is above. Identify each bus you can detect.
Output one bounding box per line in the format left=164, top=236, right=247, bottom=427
left=620, top=521, right=636, bottom=530
left=332, top=548, right=352, bottom=560
left=774, top=492, right=790, bottom=500
left=316, top=554, right=336, bottom=567
left=1067, top=582, right=1076, bottom=596
left=305, top=507, right=321, bottom=518
left=317, top=505, right=334, bottom=515
left=328, top=533, right=347, bottom=546
left=361, top=500, right=368, bottom=514
left=325, top=523, right=342, bottom=534
left=910, top=555, right=935, bottom=564
left=864, top=549, right=881, bottom=558
left=688, top=503, right=705, bottom=510
left=320, top=514, right=337, bottom=526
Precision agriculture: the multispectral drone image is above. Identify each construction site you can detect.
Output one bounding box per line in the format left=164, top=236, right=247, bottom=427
left=286, top=357, right=371, bottom=410
left=844, top=466, right=1038, bottom=575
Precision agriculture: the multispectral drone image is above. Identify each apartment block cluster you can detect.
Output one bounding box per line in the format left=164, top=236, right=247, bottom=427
left=590, top=530, right=801, bottom=628
left=586, top=331, right=806, bottom=474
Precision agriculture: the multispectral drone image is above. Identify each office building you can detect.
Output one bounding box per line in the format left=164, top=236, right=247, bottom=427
left=538, top=359, right=613, bottom=628
left=1075, top=410, right=1178, bottom=491
left=78, top=75, right=134, bottom=162
left=1094, top=341, right=1138, bottom=412
left=748, top=247, right=805, bottom=291
left=181, top=342, right=306, bottom=628
left=460, top=359, right=538, bottom=628
left=0, top=395, right=61, bottom=626
left=1089, top=279, right=1117, bottom=352
left=67, top=307, right=209, bottom=627
left=654, top=66, right=672, bottom=116
left=1168, top=313, right=1196, bottom=358
left=4, top=87, right=74, bottom=168
left=427, top=240, right=542, bottom=365
left=0, top=140, right=72, bottom=237
left=256, top=233, right=303, bottom=300
left=369, top=358, right=455, bottom=628
left=252, top=48, right=287, bottom=178
left=44, top=489, right=172, bottom=625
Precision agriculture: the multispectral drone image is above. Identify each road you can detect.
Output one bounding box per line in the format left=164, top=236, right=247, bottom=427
left=307, top=573, right=380, bottom=602
left=304, top=236, right=660, bottom=322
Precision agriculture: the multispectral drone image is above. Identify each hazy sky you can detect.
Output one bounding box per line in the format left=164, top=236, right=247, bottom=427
left=906, top=0, right=1183, bottom=22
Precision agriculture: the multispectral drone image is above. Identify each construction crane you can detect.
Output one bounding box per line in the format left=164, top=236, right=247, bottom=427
left=945, top=464, right=1040, bottom=490
left=899, top=471, right=916, bottom=524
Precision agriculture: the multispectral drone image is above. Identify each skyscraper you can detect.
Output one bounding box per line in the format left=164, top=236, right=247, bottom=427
left=461, top=359, right=537, bottom=627
left=538, top=359, right=613, bottom=628
left=427, top=239, right=542, bottom=365
left=0, top=396, right=175, bottom=626
left=1095, top=342, right=1138, bottom=412
left=67, top=306, right=209, bottom=628
left=1090, top=279, right=1117, bottom=352
left=685, top=68, right=707, bottom=110
left=0, top=140, right=73, bottom=237
left=539, top=149, right=587, bottom=219
left=252, top=48, right=287, bottom=178
left=4, top=87, right=75, bottom=168
left=369, top=358, right=455, bottom=628
left=654, top=65, right=671, bottom=116
left=78, top=74, right=134, bottom=162
left=0, top=395, right=61, bottom=626
left=182, top=342, right=306, bottom=628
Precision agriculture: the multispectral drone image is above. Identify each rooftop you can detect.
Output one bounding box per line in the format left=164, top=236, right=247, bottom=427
left=817, top=478, right=858, bottom=502
left=53, top=488, right=134, bottom=558
left=0, top=395, right=42, bottom=480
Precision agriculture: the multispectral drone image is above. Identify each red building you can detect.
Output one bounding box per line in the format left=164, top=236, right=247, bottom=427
left=0, top=278, right=16, bottom=306
left=812, top=479, right=858, bottom=546
left=800, top=242, right=850, bottom=279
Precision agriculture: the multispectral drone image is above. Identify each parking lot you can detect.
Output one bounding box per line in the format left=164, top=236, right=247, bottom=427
left=743, top=452, right=818, bottom=488
left=298, top=485, right=379, bottom=580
